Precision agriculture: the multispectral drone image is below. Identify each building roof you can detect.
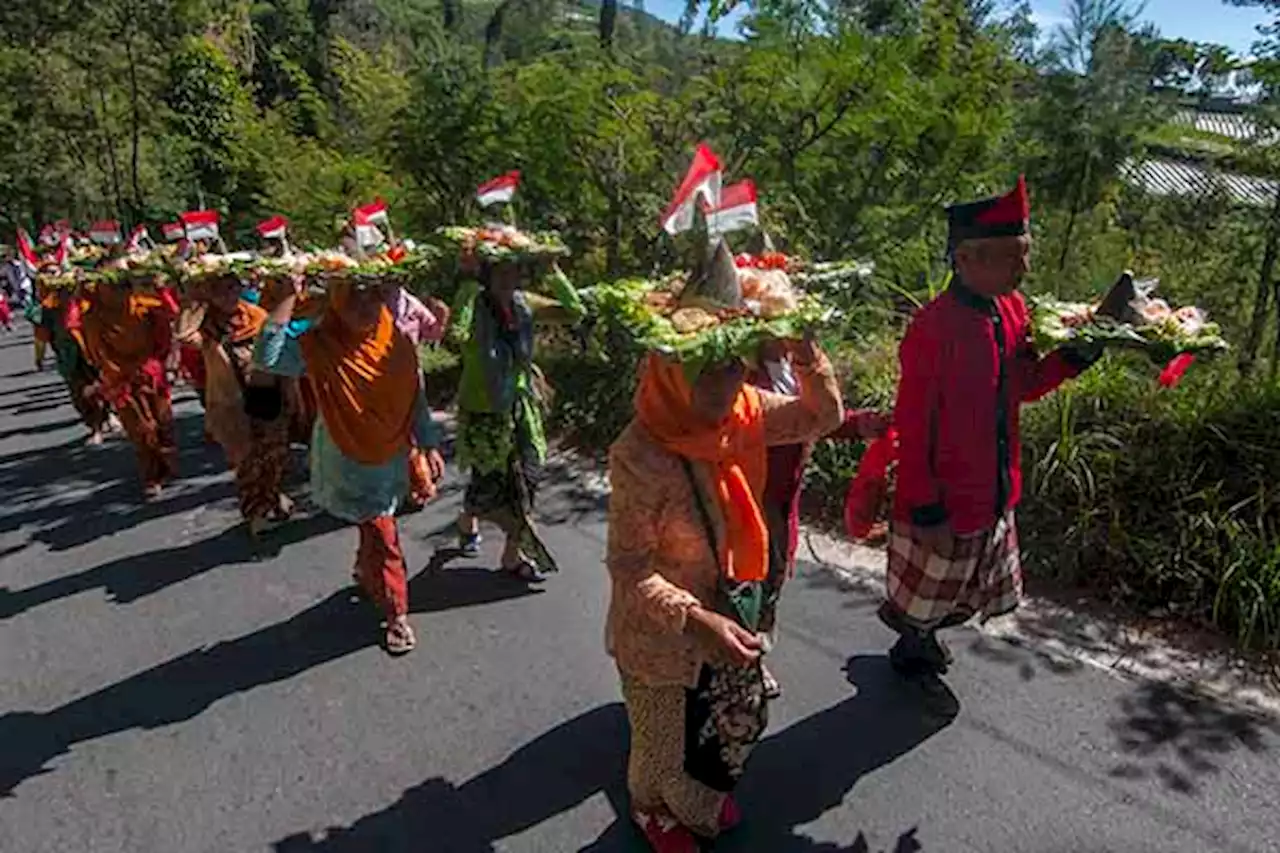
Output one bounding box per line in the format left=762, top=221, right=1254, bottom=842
left=1120, top=156, right=1277, bottom=208
left=1172, top=109, right=1279, bottom=144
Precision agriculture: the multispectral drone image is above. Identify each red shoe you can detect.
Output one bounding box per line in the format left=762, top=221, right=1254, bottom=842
left=633, top=809, right=699, bottom=853
left=719, top=795, right=742, bottom=832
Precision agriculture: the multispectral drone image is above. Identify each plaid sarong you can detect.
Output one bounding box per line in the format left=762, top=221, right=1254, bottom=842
left=885, top=511, right=1021, bottom=631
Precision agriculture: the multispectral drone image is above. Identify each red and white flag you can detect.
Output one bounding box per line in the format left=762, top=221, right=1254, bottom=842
left=256, top=215, right=289, bottom=241
left=126, top=224, right=152, bottom=253
left=706, top=180, right=759, bottom=238
left=161, top=222, right=185, bottom=242
left=180, top=209, right=220, bottom=242
left=354, top=200, right=390, bottom=227
left=50, top=233, right=72, bottom=268
left=38, top=224, right=59, bottom=247
left=477, top=171, right=520, bottom=208
left=16, top=229, right=39, bottom=275
left=661, top=144, right=723, bottom=236
left=89, top=220, right=122, bottom=245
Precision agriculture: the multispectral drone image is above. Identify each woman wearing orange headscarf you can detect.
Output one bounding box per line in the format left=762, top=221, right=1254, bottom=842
left=254, top=275, right=445, bottom=655
left=176, top=274, right=293, bottom=536
left=76, top=271, right=179, bottom=499
left=606, top=340, right=841, bottom=852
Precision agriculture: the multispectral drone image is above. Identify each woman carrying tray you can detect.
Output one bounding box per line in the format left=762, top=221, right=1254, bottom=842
left=75, top=268, right=179, bottom=500
left=254, top=273, right=445, bottom=655
left=33, top=271, right=114, bottom=445
left=176, top=272, right=295, bottom=537
left=448, top=230, right=585, bottom=581
left=605, top=242, right=843, bottom=852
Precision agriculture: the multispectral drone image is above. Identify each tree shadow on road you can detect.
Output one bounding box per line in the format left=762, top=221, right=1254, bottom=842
left=0, top=564, right=540, bottom=797
left=1108, top=680, right=1278, bottom=795
left=269, top=656, right=942, bottom=853
left=0, top=512, right=346, bottom=619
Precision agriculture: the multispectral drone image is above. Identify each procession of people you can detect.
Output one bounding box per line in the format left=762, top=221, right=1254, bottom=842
left=2, top=169, right=1122, bottom=852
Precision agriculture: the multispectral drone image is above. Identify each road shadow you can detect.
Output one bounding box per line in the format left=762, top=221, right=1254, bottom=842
left=715, top=656, right=952, bottom=852
left=268, top=656, right=943, bottom=853
left=0, top=415, right=83, bottom=442
left=272, top=704, right=631, bottom=853
left=0, top=564, right=540, bottom=796
left=1108, top=680, right=1278, bottom=795
left=0, top=512, right=345, bottom=619
left=0, top=411, right=233, bottom=551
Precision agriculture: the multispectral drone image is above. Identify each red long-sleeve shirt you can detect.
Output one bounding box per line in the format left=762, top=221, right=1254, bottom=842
left=893, top=284, right=1090, bottom=535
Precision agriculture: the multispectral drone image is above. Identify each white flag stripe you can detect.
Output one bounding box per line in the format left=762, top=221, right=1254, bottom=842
left=706, top=201, right=759, bottom=237
left=355, top=223, right=384, bottom=247
left=661, top=171, right=721, bottom=236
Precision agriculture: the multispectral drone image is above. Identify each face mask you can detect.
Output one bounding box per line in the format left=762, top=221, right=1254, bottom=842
left=765, top=358, right=798, bottom=396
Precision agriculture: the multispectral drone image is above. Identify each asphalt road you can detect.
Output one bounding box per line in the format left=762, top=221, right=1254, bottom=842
left=1, top=322, right=1278, bottom=853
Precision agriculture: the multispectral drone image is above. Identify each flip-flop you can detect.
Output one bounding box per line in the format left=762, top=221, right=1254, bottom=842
left=384, top=619, right=417, bottom=656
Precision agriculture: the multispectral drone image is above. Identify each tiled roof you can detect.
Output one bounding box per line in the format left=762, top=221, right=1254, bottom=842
left=1171, top=109, right=1279, bottom=143
left=1120, top=157, right=1277, bottom=208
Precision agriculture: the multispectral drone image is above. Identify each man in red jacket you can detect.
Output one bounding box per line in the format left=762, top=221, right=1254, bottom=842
left=881, top=176, right=1101, bottom=677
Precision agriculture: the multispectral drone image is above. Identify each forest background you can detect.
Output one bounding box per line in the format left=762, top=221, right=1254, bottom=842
left=6, top=0, right=1280, bottom=654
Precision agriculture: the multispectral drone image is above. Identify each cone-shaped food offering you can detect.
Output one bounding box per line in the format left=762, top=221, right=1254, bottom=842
left=680, top=239, right=743, bottom=310
left=1030, top=274, right=1227, bottom=365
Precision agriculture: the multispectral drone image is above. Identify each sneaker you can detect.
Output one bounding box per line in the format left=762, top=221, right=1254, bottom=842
left=632, top=809, right=698, bottom=853
left=458, top=530, right=482, bottom=557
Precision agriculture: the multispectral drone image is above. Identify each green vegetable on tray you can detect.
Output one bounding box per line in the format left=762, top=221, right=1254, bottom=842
left=1029, top=272, right=1229, bottom=364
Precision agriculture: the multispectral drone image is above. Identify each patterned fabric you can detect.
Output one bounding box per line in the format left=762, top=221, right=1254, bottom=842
left=115, top=382, right=177, bottom=488
left=606, top=354, right=843, bottom=688
left=884, top=510, right=1022, bottom=630
left=620, top=672, right=727, bottom=839
left=235, top=414, right=290, bottom=522
left=683, top=663, right=769, bottom=793
left=355, top=516, right=408, bottom=618
left=462, top=425, right=557, bottom=574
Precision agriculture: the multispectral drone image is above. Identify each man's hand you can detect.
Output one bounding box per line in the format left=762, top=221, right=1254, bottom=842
left=856, top=411, right=891, bottom=440
left=688, top=606, right=764, bottom=667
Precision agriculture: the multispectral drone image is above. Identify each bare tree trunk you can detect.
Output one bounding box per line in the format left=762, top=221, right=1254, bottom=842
left=484, top=0, right=513, bottom=69
left=96, top=84, right=126, bottom=221
left=124, top=27, right=145, bottom=223
left=1241, top=187, right=1280, bottom=377
left=443, top=0, right=461, bottom=30
left=600, top=0, right=618, bottom=51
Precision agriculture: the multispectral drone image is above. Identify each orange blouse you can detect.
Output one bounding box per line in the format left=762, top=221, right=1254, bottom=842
left=605, top=353, right=843, bottom=687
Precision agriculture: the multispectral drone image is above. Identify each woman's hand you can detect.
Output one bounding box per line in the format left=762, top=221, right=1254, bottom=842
left=424, top=448, right=446, bottom=483
left=787, top=336, right=822, bottom=367
left=688, top=606, right=763, bottom=667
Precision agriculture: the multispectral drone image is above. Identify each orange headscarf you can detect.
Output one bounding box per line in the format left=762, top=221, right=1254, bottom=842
left=635, top=353, right=769, bottom=582
left=207, top=299, right=269, bottom=344
left=300, top=281, right=419, bottom=466
left=80, top=284, right=171, bottom=389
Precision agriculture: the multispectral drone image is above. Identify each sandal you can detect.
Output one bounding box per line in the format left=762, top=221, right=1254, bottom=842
left=632, top=809, right=698, bottom=853
left=384, top=617, right=416, bottom=656
left=502, top=556, right=544, bottom=583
